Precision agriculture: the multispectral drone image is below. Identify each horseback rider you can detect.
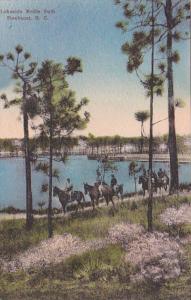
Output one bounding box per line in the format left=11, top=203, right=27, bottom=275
left=97, top=180, right=103, bottom=198
left=110, top=174, right=117, bottom=192
left=64, top=178, right=73, bottom=201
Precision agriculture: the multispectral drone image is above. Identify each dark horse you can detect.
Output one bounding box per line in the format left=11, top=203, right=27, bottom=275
left=84, top=183, right=115, bottom=210
left=138, top=176, right=157, bottom=196
left=53, top=186, right=85, bottom=213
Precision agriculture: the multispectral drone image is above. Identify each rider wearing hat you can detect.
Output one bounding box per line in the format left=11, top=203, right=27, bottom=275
left=65, top=178, right=73, bottom=201
left=110, top=174, right=117, bottom=192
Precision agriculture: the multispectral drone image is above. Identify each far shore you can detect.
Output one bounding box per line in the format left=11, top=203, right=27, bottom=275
left=0, top=152, right=191, bottom=163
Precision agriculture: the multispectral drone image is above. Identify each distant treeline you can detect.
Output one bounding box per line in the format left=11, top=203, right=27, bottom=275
left=0, top=134, right=190, bottom=154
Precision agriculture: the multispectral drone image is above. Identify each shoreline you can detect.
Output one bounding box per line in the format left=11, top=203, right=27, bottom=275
left=87, top=153, right=191, bottom=164
left=1, top=191, right=191, bottom=222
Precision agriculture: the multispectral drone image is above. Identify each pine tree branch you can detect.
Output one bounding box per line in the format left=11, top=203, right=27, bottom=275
left=152, top=117, right=168, bottom=126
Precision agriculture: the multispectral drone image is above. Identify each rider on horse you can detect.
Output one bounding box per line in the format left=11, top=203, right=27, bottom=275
left=64, top=178, right=73, bottom=201
left=110, top=174, right=117, bottom=192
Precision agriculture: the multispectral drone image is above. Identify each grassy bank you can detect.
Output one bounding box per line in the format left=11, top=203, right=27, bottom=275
left=0, top=194, right=191, bottom=299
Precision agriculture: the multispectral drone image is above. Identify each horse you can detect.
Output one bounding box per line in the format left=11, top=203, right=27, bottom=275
left=139, top=174, right=169, bottom=196
left=138, top=176, right=157, bottom=196
left=113, top=184, right=124, bottom=200
left=156, top=175, right=169, bottom=192
left=84, top=183, right=115, bottom=210
left=83, top=183, right=100, bottom=210
left=53, top=186, right=85, bottom=214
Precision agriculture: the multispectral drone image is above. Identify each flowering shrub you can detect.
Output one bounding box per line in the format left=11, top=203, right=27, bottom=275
left=125, top=231, right=184, bottom=283
left=108, top=223, right=144, bottom=249
left=160, top=205, right=191, bottom=226
left=108, top=223, right=184, bottom=283
left=3, top=233, right=108, bottom=272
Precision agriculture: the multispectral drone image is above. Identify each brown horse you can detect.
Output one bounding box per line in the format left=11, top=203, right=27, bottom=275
left=53, top=186, right=85, bottom=213
left=84, top=183, right=115, bottom=210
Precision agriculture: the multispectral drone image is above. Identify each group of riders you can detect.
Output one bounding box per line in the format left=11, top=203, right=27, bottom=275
left=63, top=173, right=119, bottom=202
left=142, top=167, right=169, bottom=183
left=53, top=167, right=170, bottom=213
left=139, top=167, right=170, bottom=195
left=62, top=166, right=169, bottom=202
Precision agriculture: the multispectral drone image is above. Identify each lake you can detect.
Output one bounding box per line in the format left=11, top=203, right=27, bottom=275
left=0, top=156, right=191, bottom=209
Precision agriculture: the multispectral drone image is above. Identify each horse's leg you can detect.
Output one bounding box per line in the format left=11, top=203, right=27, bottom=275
left=92, top=197, right=95, bottom=210
left=121, top=191, right=124, bottom=202
left=63, top=204, right=66, bottom=214
left=121, top=195, right=124, bottom=204
left=111, top=196, right=115, bottom=209
left=96, top=195, right=99, bottom=207
left=105, top=194, right=109, bottom=206
left=79, top=195, right=85, bottom=211
left=75, top=201, right=79, bottom=214
left=116, top=193, right=120, bottom=202
left=81, top=199, right=85, bottom=210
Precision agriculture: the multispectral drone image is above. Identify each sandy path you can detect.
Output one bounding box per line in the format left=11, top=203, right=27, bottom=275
left=0, top=191, right=190, bottom=222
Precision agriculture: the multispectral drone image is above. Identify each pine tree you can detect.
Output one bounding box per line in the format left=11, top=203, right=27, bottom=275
left=115, top=0, right=190, bottom=194
left=134, top=110, right=150, bottom=153
left=34, top=59, right=90, bottom=238
left=0, top=45, right=38, bottom=229
left=115, top=0, right=190, bottom=229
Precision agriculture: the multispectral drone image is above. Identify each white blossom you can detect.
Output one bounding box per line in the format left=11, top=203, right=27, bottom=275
left=3, top=233, right=108, bottom=272
left=160, top=204, right=191, bottom=226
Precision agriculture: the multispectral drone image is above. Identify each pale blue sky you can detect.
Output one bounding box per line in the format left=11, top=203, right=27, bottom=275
left=0, top=0, right=190, bottom=137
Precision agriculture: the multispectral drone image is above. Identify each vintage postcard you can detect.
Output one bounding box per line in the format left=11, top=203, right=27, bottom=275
left=0, top=0, right=190, bottom=299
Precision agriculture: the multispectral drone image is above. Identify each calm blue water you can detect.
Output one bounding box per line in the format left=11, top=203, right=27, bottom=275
left=0, top=156, right=191, bottom=209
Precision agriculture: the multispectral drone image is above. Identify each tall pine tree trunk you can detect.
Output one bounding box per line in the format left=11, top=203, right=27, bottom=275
left=48, top=110, right=53, bottom=238
left=140, top=123, right=144, bottom=154
left=166, top=0, right=179, bottom=194
left=23, top=83, right=33, bottom=229
left=148, top=0, right=155, bottom=232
